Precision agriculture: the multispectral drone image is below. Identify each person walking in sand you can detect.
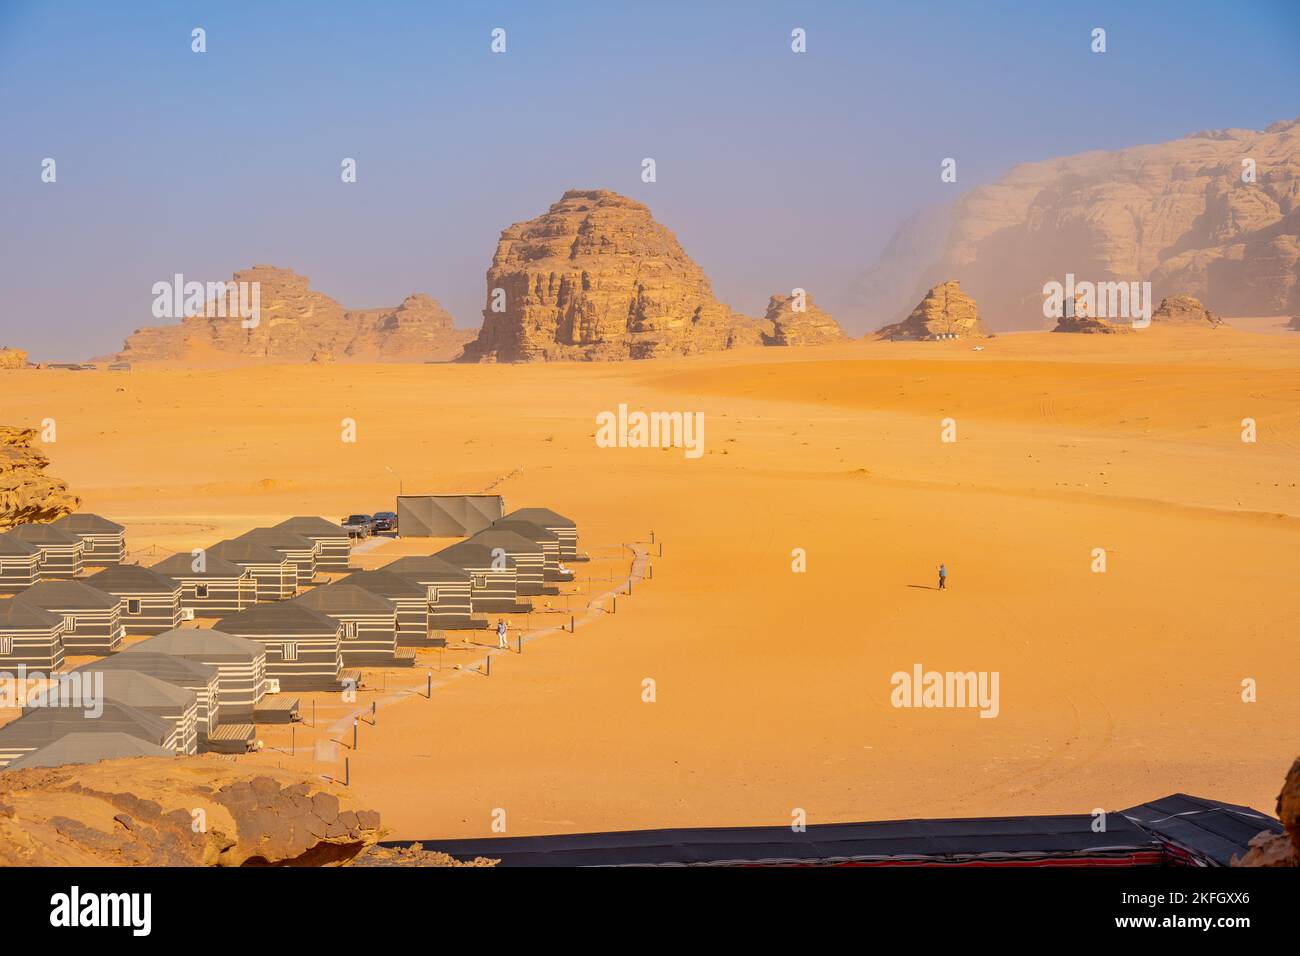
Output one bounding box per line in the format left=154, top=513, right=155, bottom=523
left=938, top=563, right=947, bottom=590
left=496, top=618, right=508, bottom=649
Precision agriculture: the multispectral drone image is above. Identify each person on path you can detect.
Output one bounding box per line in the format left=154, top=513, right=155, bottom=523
left=496, top=618, right=508, bottom=649
left=938, top=563, right=947, bottom=590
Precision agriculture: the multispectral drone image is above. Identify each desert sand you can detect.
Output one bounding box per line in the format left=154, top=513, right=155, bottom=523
left=3, top=326, right=1297, bottom=840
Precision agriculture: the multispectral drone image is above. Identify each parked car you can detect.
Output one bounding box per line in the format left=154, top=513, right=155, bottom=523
left=372, top=511, right=398, bottom=533
left=341, top=514, right=375, bottom=538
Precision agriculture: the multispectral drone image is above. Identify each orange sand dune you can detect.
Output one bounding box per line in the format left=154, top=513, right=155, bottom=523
left=2, top=328, right=1296, bottom=840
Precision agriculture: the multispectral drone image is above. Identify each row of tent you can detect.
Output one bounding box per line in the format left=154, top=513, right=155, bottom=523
left=0, top=501, right=582, bottom=769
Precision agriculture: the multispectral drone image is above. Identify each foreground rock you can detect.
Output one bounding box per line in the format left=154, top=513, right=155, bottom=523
left=876, top=280, right=989, bottom=340
left=353, top=842, right=497, bottom=867
left=463, top=189, right=764, bottom=361
left=112, top=266, right=475, bottom=364
left=0, top=426, right=80, bottom=529
left=1150, top=294, right=1225, bottom=328
left=1233, top=755, right=1299, bottom=867
left=848, top=118, right=1300, bottom=331
left=762, top=292, right=848, bottom=346
left=0, top=756, right=382, bottom=866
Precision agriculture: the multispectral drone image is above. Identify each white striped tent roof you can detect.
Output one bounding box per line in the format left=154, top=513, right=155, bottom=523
left=335, top=569, right=430, bottom=600
left=0, top=533, right=41, bottom=558
left=435, top=541, right=519, bottom=572
left=380, top=555, right=472, bottom=583
left=50, top=513, right=125, bottom=535
left=215, top=602, right=341, bottom=636
left=85, top=564, right=181, bottom=595
left=274, top=516, right=350, bottom=537
left=469, top=529, right=545, bottom=558
left=502, top=507, right=576, bottom=529
left=207, top=539, right=292, bottom=565
left=293, top=584, right=397, bottom=615
left=35, top=669, right=198, bottom=754
left=490, top=519, right=560, bottom=545
left=237, top=527, right=319, bottom=553
left=7, top=732, right=174, bottom=769
left=13, top=580, right=120, bottom=611
left=0, top=701, right=173, bottom=769
left=5, top=523, right=83, bottom=547
left=150, top=552, right=249, bottom=579
left=0, top=598, right=64, bottom=630
left=74, top=652, right=217, bottom=687
left=128, top=627, right=265, bottom=661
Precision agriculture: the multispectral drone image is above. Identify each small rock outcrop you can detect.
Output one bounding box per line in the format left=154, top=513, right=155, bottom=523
left=1053, top=294, right=1134, bottom=334
left=112, top=266, right=474, bottom=364
left=1232, top=755, right=1299, bottom=867
left=875, top=280, right=989, bottom=340
left=1150, top=294, right=1225, bottom=327
left=762, top=293, right=848, bottom=346
left=0, top=757, right=382, bottom=866
left=0, top=348, right=26, bottom=369
left=0, top=426, right=80, bottom=529
left=462, top=189, right=764, bottom=361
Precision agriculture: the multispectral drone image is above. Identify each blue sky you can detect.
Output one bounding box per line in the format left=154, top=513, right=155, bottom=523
left=1, top=0, right=1297, bottom=359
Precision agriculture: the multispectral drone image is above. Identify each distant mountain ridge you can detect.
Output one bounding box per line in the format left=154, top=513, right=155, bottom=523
left=110, top=265, right=475, bottom=364
left=846, top=118, right=1300, bottom=332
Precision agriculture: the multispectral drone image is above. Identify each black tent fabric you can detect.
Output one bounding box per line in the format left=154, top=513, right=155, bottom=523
left=403, top=813, right=1163, bottom=868
left=397, top=495, right=504, bottom=537
left=1119, top=793, right=1284, bottom=867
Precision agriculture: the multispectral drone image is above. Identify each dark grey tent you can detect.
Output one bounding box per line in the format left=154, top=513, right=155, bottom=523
left=0, top=533, right=43, bottom=593
left=215, top=604, right=342, bottom=691
left=13, top=580, right=124, bottom=654
left=335, top=570, right=430, bottom=644
left=0, top=598, right=65, bottom=670
left=49, top=513, right=127, bottom=566
left=6, top=523, right=84, bottom=578
left=1120, top=794, right=1286, bottom=867
left=6, top=731, right=174, bottom=770
left=273, top=517, right=352, bottom=572
left=74, top=653, right=220, bottom=742
left=490, top=519, right=570, bottom=581
left=501, top=507, right=579, bottom=560
left=467, top=529, right=547, bottom=595
left=34, top=669, right=198, bottom=755
left=126, top=628, right=266, bottom=726
left=380, top=556, right=479, bottom=631
left=207, top=539, right=297, bottom=601
left=0, top=700, right=173, bottom=769
left=151, top=552, right=255, bottom=617
left=236, top=528, right=320, bottom=588
left=293, top=585, right=400, bottom=666
left=396, top=495, right=504, bottom=537
left=435, top=541, right=528, bottom=614
left=84, top=565, right=182, bottom=636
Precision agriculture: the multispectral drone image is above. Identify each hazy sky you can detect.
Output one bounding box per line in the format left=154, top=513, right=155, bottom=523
left=2, top=0, right=1297, bottom=360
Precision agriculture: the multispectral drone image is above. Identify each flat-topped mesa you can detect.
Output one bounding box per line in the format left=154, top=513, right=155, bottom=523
left=112, top=266, right=473, bottom=364
left=1150, top=294, right=1225, bottom=327
left=762, top=292, right=848, bottom=346
left=462, top=188, right=764, bottom=361
left=875, top=280, right=990, bottom=340
left=0, top=426, right=80, bottom=529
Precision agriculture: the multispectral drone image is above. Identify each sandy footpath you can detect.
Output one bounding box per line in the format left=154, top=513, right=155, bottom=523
left=3, top=327, right=1297, bottom=840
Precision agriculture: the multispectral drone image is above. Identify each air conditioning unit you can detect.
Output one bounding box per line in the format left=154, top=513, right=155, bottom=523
left=266, top=678, right=281, bottom=695
left=180, top=608, right=196, bottom=621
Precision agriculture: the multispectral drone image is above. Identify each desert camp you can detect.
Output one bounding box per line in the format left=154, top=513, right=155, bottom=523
left=12, top=580, right=124, bottom=654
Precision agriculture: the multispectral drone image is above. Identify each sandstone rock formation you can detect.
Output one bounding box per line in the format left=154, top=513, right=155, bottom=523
left=876, top=280, right=989, bottom=340
left=462, top=189, right=764, bottom=361
left=848, top=118, right=1300, bottom=331
left=0, top=757, right=382, bottom=866
left=112, top=266, right=474, bottom=364
left=1232, top=755, right=1299, bottom=867
left=762, top=292, right=848, bottom=346
left=1053, top=294, right=1133, bottom=334
left=0, top=426, right=80, bottom=529
left=1150, top=294, right=1225, bottom=327
left=0, top=348, right=26, bottom=369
